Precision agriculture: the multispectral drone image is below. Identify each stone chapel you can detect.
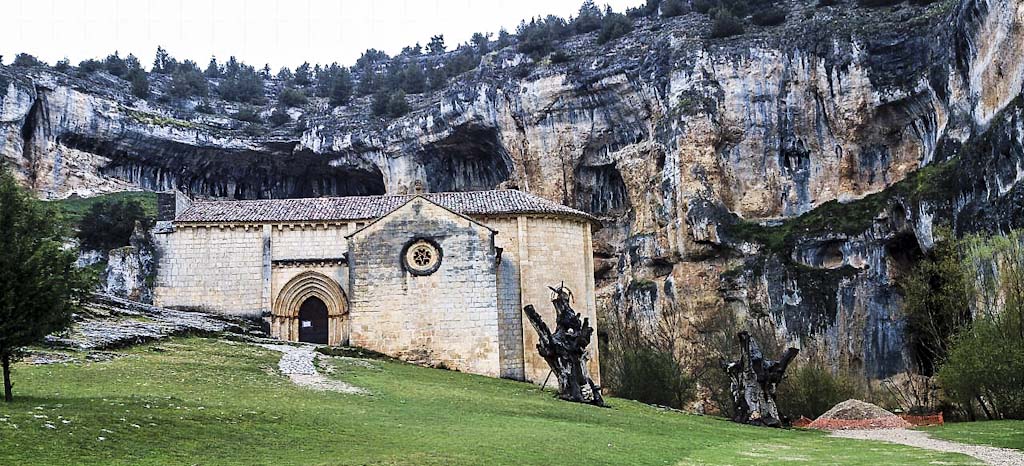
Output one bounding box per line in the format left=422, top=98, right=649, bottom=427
left=152, top=189, right=600, bottom=383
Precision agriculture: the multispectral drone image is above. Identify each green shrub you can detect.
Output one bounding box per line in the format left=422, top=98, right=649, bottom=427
left=710, top=11, right=744, bottom=38
left=938, top=318, right=1024, bottom=419
left=752, top=7, right=787, bottom=26
left=77, top=59, right=104, bottom=74
left=775, top=364, right=866, bottom=420
left=268, top=108, right=291, bottom=126
left=169, top=63, right=209, bottom=99
left=597, top=12, right=633, bottom=44
left=372, top=90, right=410, bottom=118
left=11, top=53, right=43, bottom=67
left=661, top=0, right=689, bottom=16
left=278, top=87, right=308, bottom=107
left=78, top=198, right=151, bottom=251
left=195, top=101, right=215, bottom=114
left=549, top=51, right=571, bottom=64
left=610, top=346, right=696, bottom=408
left=692, top=0, right=716, bottom=14
left=233, top=106, right=262, bottom=123
left=937, top=230, right=1024, bottom=420
left=573, top=0, right=603, bottom=34
left=128, top=69, right=150, bottom=99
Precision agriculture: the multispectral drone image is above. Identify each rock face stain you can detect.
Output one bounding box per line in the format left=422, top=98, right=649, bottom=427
left=2, top=0, right=1024, bottom=379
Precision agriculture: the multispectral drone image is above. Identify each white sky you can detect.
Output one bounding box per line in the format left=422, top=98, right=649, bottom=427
left=1, top=0, right=643, bottom=70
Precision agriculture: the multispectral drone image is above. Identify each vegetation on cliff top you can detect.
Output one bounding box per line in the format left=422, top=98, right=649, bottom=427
left=0, top=337, right=980, bottom=465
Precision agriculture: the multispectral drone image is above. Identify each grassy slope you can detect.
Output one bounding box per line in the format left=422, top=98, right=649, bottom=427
left=0, top=338, right=979, bottom=465
left=42, top=191, right=158, bottom=226
left=923, top=421, right=1024, bottom=451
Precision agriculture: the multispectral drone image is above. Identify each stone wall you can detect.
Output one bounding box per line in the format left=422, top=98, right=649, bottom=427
left=271, top=223, right=351, bottom=260
left=348, top=198, right=502, bottom=376
left=513, top=217, right=600, bottom=384
left=153, top=225, right=264, bottom=317
left=486, top=217, right=526, bottom=380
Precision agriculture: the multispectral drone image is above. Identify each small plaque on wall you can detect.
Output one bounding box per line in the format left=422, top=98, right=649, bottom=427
left=301, top=321, right=312, bottom=328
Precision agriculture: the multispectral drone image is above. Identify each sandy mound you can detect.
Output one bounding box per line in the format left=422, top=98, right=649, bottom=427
left=807, top=399, right=911, bottom=430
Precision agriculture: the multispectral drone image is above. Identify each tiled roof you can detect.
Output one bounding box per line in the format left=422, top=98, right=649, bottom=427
left=174, top=190, right=595, bottom=223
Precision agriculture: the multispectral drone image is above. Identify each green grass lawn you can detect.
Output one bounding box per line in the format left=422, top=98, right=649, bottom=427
left=0, top=338, right=980, bottom=465
left=922, top=420, right=1024, bottom=451
left=43, top=191, right=158, bottom=226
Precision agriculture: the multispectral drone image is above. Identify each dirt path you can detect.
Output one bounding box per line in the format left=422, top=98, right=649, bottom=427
left=256, top=343, right=368, bottom=395
left=832, top=428, right=1024, bottom=466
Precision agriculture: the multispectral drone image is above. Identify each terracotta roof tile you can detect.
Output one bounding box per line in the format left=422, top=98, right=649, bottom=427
left=175, top=190, right=594, bottom=223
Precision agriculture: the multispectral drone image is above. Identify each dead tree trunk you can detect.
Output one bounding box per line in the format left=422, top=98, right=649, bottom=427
left=2, top=352, right=12, bottom=402
left=722, top=331, right=798, bottom=427
left=523, top=284, right=604, bottom=406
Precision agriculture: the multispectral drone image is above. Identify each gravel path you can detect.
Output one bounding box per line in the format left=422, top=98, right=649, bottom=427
left=256, top=343, right=368, bottom=395
left=832, top=428, right=1024, bottom=466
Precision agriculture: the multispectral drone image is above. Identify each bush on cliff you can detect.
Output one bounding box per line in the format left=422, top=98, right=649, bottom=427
left=661, top=0, right=689, bottom=17
left=597, top=11, right=634, bottom=44
left=372, top=90, right=410, bottom=118
left=11, top=53, right=43, bottom=67
left=710, top=10, right=744, bottom=38
left=169, top=61, right=209, bottom=99
left=268, top=108, right=291, bottom=126
left=752, top=7, right=787, bottom=26
left=278, top=87, right=308, bottom=108
left=77, top=197, right=151, bottom=251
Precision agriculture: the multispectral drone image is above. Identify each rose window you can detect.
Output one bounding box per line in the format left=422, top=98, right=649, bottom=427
left=403, top=239, right=442, bottom=275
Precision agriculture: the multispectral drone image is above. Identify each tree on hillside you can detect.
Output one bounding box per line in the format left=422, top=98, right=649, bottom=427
left=0, top=168, right=93, bottom=402
left=205, top=57, right=222, bottom=78
left=326, top=67, right=354, bottom=107
left=427, top=35, right=446, bottom=55
left=169, top=60, right=209, bottom=99
left=294, top=62, right=313, bottom=86
left=104, top=52, right=128, bottom=77
left=152, top=46, right=177, bottom=74
left=128, top=68, right=150, bottom=99
left=573, top=0, right=604, bottom=33
left=78, top=198, right=151, bottom=252
left=597, top=9, right=633, bottom=44
left=11, top=53, right=43, bottom=67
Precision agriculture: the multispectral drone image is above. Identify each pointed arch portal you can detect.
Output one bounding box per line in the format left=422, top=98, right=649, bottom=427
left=272, top=271, right=349, bottom=346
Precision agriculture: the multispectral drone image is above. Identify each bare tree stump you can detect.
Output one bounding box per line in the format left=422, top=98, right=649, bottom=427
left=523, top=284, right=604, bottom=406
left=722, top=331, right=798, bottom=427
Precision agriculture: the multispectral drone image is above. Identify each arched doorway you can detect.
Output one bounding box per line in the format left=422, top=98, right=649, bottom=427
left=272, top=271, right=349, bottom=346
left=298, top=297, right=329, bottom=344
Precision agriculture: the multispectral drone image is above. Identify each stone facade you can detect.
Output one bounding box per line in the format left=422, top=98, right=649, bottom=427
left=153, top=190, right=599, bottom=384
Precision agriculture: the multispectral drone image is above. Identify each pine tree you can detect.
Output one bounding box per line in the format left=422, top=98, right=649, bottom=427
left=329, top=68, right=353, bottom=107
left=152, top=46, right=176, bottom=74
left=205, top=57, right=222, bottom=78
left=294, top=62, right=312, bottom=86
left=128, top=69, right=150, bottom=98
left=0, top=167, right=93, bottom=402
left=427, top=35, right=446, bottom=54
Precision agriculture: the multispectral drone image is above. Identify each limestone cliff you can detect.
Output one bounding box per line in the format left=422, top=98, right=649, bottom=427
left=1, top=0, right=1022, bottom=379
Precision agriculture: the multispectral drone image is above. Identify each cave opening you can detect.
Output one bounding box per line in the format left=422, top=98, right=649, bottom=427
left=574, top=164, right=630, bottom=216
left=419, top=125, right=512, bottom=192
left=886, top=232, right=924, bottom=275
left=63, top=134, right=386, bottom=199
